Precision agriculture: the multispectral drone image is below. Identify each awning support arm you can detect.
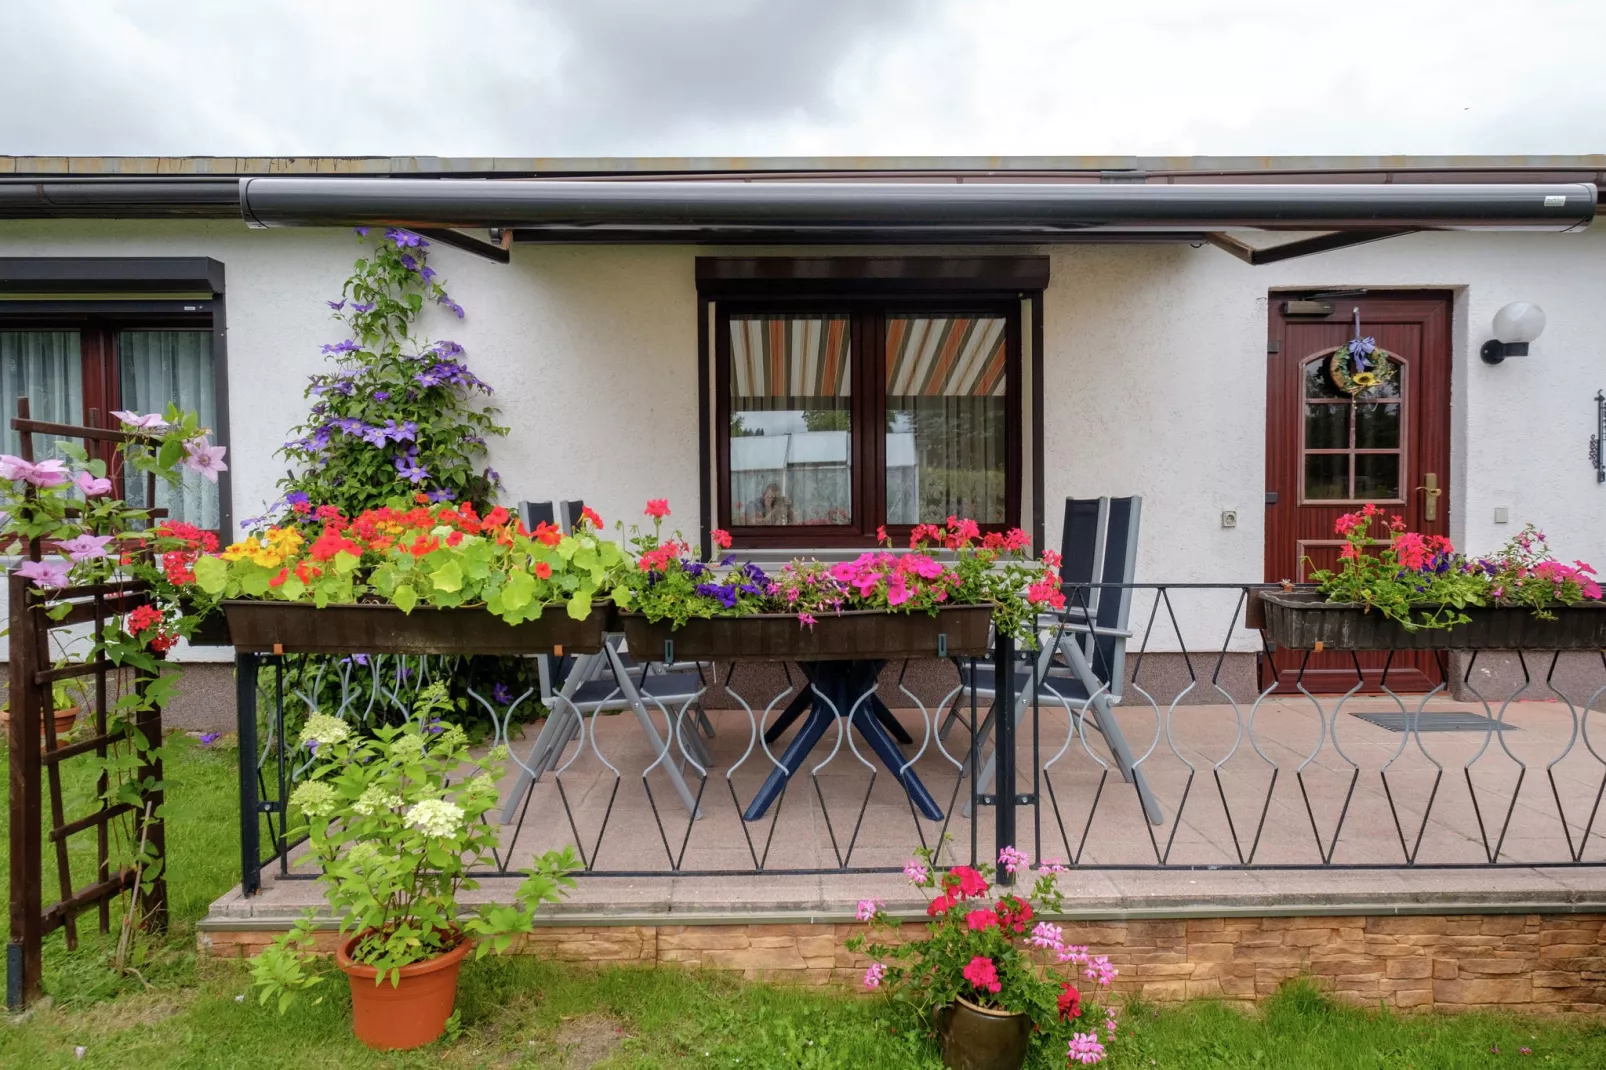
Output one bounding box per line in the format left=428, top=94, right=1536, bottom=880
left=413, top=228, right=511, bottom=264
left=1205, top=229, right=1417, bottom=265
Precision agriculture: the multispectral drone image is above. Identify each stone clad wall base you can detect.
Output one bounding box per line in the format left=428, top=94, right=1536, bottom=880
left=199, top=912, right=1606, bottom=1012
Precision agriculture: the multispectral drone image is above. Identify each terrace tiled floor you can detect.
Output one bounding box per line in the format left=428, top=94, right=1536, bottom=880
left=205, top=696, right=1606, bottom=927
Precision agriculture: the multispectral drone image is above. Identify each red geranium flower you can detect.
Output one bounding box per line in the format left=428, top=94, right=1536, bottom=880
left=1057, top=982, right=1082, bottom=1021
left=965, top=909, right=999, bottom=931
left=644, top=499, right=670, bottom=519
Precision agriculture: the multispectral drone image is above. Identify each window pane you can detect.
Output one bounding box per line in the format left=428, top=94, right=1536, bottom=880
left=1355, top=403, right=1400, bottom=449
left=1304, top=358, right=1346, bottom=399
left=728, top=315, right=852, bottom=526
left=0, top=331, right=82, bottom=458
left=884, top=315, right=1008, bottom=525
left=1355, top=454, right=1401, bottom=500
left=1304, top=403, right=1348, bottom=450
left=1304, top=454, right=1348, bottom=500
left=120, top=331, right=219, bottom=528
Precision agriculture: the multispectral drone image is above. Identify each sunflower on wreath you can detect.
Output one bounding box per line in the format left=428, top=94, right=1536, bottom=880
left=1328, top=335, right=1397, bottom=395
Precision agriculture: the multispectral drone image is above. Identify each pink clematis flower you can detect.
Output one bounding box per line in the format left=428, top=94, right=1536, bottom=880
left=59, top=534, right=114, bottom=562
left=110, top=410, right=169, bottom=430
left=17, top=558, right=72, bottom=588
left=0, top=455, right=70, bottom=487
left=74, top=470, right=113, bottom=497
left=183, top=439, right=228, bottom=483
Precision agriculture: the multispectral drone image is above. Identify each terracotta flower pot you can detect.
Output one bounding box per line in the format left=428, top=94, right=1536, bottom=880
left=336, top=933, right=473, bottom=1050
left=1, top=705, right=80, bottom=751
left=936, top=995, right=1033, bottom=1070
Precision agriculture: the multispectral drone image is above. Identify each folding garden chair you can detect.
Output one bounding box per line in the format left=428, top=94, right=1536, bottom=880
left=941, top=497, right=1163, bottom=825
left=499, top=634, right=710, bottom=822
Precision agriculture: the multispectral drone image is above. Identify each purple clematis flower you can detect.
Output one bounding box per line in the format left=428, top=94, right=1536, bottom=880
left=394, top=455, right=429, bottom=483
left=438, top=295, right=465, bottom=319
left=354, top=226, right=369, bottom=237
left=183, top=439, right=229, bottom=483
left=492, top=682, right=514, bottom=705
left=321, top=340, right=359, bottom=356
left=199, top=732, right=221, bottom=747
left=17, top=558, right=71, bottom=589
left=352, top=301, right=375, bottom=313
left=360, top=424, right=391, bottom=447
left=426, top=487, right=455, bottom=503
left=285, top=490, right=310, bottom=508
left=327, top=299, right=346, bottom=311
left=372, top=390, right=390, bottom=402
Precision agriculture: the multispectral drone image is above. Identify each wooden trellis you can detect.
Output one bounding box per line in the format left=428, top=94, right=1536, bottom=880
left=6, top=399, right=167, bottom=1009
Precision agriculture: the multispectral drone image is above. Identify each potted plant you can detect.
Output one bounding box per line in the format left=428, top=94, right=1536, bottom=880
left=250, top=682, right=578, bottom=1049
left=849, top=848, right=1119, bottom=1070
left=613, top=502, right=1060, bottom=661
left=1257, top=507, right=1606, bottom=650
left=189, top=498, right=627, bottom=655
left=1, top=678, right=83, bottom=750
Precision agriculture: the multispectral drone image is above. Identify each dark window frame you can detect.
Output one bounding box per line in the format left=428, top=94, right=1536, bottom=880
left=0, top=298, right=231, bottom=537
left=698, top=257, right=1045, bottom=550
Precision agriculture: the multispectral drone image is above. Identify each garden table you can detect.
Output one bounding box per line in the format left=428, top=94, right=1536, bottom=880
left=742, top=659, right=943, bottom=822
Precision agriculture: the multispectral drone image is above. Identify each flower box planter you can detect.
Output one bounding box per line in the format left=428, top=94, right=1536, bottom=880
left=619, top=604, right=994, bottom=662
left=1257, top=589, right=1606, bottom=651
left=220, top=600, right=609, bottom=655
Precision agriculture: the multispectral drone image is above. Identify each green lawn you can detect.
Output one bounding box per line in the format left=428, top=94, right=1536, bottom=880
left=4, top=735, right=1606, bottom=1068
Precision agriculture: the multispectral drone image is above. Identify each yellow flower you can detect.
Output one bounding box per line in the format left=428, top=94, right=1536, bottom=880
left=222, top=536, right=262, bottom=562
left=1351, top=371, right=1379, bottom=388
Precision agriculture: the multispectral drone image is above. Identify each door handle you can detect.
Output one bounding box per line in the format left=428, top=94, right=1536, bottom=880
left=1415, top=472, right=1441, bottom=522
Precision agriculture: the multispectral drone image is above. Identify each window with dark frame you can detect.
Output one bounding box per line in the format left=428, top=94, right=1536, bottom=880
left=703, top=258, right=1040, bottom=549
left=0, top=314, right=222, bottom=529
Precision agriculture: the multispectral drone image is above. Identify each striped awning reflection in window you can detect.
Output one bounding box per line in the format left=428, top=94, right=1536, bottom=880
left=729, top=314, right=851, bottom=398
left=886, top=315, right=1006, bottom=398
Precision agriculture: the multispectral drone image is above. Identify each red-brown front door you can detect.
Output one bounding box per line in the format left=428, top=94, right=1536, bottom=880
left=1264, top=294, right=1452, bottom=692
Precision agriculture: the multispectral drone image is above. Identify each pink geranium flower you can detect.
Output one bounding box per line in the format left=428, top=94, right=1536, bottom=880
left=863, top=962, right=886, bottom=989
left=962, top=956, right=1000, bottom=994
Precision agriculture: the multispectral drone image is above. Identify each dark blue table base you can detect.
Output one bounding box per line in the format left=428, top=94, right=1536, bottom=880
left=743, top=660, right=943, bottom=822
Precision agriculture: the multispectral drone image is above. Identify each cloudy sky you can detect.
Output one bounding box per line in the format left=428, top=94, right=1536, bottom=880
left=5, top=0, right=1605, bottom=159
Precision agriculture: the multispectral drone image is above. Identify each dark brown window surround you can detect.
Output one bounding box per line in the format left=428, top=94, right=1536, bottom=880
left=0, top=259, right=231, bottom=536
left=697, top=256, right=1048, bottom=551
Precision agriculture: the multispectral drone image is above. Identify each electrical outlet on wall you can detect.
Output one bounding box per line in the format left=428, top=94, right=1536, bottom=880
left=1221, top=510, right=1238, bottom=529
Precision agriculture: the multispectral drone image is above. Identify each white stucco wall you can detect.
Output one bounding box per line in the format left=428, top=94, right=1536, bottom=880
left=2, top=219, right=1603, bottom=655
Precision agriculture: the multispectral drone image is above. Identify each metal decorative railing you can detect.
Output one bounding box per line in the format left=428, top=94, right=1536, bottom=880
left=234, top=584, right=1606, bottom=897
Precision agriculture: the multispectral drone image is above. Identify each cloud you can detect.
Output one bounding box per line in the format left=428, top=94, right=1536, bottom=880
left=1, top=0, right=1604, bottom=159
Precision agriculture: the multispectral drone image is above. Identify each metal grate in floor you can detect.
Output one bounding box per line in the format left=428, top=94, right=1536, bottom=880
left=1351, top=711, right=1519, bottom=733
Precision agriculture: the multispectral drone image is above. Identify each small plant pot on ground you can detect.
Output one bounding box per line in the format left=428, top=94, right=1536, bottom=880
left=335, top=933, right=473, bottom=1051
left=1, top=705, right=81, bottom=751
left=935, top=996, right=1033, bottom=1070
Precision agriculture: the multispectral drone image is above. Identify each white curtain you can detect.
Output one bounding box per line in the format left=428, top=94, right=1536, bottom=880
left=119, top=331, right=219, bottom=529
left=0, top=330, right=82, bottom=459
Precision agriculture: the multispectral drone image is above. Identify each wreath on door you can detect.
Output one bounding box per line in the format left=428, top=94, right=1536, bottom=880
left=1327, top=324, right=1398, bottom=396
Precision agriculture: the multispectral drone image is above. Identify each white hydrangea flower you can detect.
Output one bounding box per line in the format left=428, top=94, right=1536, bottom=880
left=347, top=842, right=384, bottom=868
left=298, top=713, right=351, bottom=749
left=351, top=785, right=402, bottom=816
left=289, top=780, right=338, bottom=818
left=487, top=744, right=510, bottom=763
left=405, top=798, right=465, bottom=838
left=435, top=724, right=468, bottom=752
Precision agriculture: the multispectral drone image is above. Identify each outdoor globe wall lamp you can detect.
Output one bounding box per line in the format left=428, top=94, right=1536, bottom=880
left=1481, top=301, right=1546, bottom=364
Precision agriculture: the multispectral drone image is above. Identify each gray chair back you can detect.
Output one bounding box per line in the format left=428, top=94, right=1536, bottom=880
left=1060, top=496, right=1142, bottom=703
left=519, top=501, right=556, bottom=530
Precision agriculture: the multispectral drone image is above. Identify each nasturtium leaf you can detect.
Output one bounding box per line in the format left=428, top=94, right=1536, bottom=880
left=566, top=591, right=592, bottom=621
left=333, top=550, right=361, bottom=575
left=393, top=585, right=418, bottom=614
left=502, top=569, right=535, bottom=612
left=239, top=569, right=271, bottom=597
left=194, top=555, right=229, bottom=595
left=431, top=562, right=463, bottom=593
left=280, top=576, right=306, bottom=601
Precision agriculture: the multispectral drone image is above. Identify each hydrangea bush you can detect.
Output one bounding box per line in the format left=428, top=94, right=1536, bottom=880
left=273, top=229, right=507, bottom=521
left=250, top=683, right=579, bottom=1009
left=850, top=847, right=1120, bottom=1066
